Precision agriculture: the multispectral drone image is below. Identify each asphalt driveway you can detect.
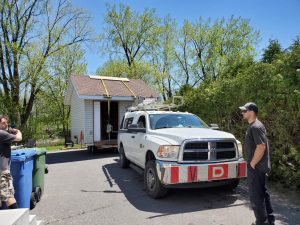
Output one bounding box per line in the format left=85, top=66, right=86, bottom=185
left=31, top=149, right=300, bottom=225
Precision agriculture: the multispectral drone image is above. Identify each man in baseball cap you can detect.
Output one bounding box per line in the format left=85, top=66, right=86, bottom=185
left=239, top=102, right=275, bottom=225
left=239, top=102, right=259, bottom=114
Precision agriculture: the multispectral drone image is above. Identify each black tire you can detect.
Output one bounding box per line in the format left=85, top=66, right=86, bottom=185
left=119, top=145, right=130, bottom=168
left=30, top=192, right=37, bottom=210
left=34, top=187, right=42, bottom=202
left=144, top=160, right=167, bottom=199
left=91, top=146, right=97, bottom=154
left=223, top=179, right=240, bottom=190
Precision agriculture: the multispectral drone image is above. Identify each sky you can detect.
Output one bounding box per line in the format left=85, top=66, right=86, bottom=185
left=72, top=0, right=300, bottom=74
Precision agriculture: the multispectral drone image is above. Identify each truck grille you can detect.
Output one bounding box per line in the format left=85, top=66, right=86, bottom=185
left=216, top=151, right=236, bottom=159
left=182, top=140, right=236, bottom=162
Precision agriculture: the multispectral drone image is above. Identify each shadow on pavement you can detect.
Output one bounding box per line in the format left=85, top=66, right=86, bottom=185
left=264, top=184, right=300, bottom=225
left=102, top=160, right=244, bottom=217
left=102, top=160, right=300, bottom=223
left=46, top=149, right=118, bottom=164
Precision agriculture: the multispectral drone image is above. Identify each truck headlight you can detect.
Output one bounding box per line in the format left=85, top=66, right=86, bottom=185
left=237, top=140, right=243, bottom=158
left=157, top=145, right=180, bottom=159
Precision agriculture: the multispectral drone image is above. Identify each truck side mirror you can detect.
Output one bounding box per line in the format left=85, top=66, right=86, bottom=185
left=128, top=124, right=146, bottom=133
left=210, top=124, right=219, bottom=130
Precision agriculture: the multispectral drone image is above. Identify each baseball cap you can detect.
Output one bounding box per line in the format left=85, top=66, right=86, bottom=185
left=239, top=102, right=258, bottom=114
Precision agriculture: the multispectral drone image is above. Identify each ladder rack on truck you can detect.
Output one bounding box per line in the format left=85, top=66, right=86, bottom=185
left=127, top=96, right=184, bottom=112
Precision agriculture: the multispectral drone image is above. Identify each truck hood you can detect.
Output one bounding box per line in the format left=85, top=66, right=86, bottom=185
left=149, top=128, right=236, bottom=144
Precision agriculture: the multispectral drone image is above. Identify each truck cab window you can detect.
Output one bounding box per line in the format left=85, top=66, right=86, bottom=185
left=137, top=115, right=146, bottom=128
left=124, top=117, right=134, bottom=129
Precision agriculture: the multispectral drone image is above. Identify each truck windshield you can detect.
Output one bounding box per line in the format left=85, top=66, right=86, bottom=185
left=149, top=114, right=209, bottom=130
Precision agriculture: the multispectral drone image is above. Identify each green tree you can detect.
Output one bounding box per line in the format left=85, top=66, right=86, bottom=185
left=174, top=21, right=195, bottom=86
left=149, top=15, right=176, bottom=100
left=174, top=16, right=259, bottom=89
left=188, top=16, right=259, bottom=82
left=102, top=3, right=160, bottom=67
left=262, top=39, right=283, bottom=63
left=0, top=0, right=91, bottom=128
left=95, top=60, right=130, bottom=77
left=95, top=59, right=154, bottom=82
left=41, top=44, right=87, bottom=135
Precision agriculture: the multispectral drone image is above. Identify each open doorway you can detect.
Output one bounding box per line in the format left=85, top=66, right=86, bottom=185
left=100, top=101, right=118, bottom=140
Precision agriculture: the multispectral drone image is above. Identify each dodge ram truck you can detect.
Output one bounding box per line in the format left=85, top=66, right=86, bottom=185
left=118, top=110, right=247, bottom=198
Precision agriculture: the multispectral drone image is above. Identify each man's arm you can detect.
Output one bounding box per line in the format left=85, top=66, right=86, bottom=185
left=250, top=144, right=266, bottom=169
left=0, top=129, right=22, bottom=143
left=14, top=129, right=22, bottom=142
left=250, top=126, right=267, bottom=169
left=0, top=130, right=15, bottom=143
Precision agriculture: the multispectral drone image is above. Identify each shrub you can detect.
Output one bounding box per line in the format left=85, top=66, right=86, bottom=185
left=180, top=45, right=300, bottom=189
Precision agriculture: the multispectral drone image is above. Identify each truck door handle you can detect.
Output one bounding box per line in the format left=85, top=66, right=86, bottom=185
left=131, top=136, right=135, bottom=138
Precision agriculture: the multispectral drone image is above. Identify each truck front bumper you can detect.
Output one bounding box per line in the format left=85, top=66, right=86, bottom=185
left=156, top=160, right=247, bottom=185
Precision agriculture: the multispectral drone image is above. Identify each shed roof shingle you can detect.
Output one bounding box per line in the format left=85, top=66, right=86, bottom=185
left=71, top=75, right=159, bottom=98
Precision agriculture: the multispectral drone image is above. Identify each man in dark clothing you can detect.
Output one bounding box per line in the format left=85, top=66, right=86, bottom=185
left=239, top=103, right=275, bottom=225
left=0, top=115, right=22, bottom=209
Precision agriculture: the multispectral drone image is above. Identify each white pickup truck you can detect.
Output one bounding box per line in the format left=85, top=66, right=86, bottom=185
left=118, top=110, right=247, bottom=198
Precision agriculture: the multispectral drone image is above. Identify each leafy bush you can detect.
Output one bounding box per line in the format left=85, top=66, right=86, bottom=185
left=181, top=41, right=300, bottom=189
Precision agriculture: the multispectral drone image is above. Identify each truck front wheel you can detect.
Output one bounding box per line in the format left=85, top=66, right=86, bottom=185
left=119, top=145, right=130, bottom=168
left=144, top=160, right=167, bottom=199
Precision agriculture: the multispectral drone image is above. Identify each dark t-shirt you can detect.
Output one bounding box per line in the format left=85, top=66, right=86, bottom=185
left=245, top=119, right=271, bottom=173
left=0, top=130, right=16, bottom=158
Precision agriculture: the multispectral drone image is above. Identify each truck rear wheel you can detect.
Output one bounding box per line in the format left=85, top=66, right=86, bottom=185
left=119, top=145, right=130, bottom=168
left=144, top=160, right=167, bottom=199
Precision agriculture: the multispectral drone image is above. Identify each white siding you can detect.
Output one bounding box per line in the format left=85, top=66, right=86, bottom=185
left=84, top=100, right=94, bottom=144
left=70, top=88, right=84, bottom=144
left=118, top=101, right=133, bottom=127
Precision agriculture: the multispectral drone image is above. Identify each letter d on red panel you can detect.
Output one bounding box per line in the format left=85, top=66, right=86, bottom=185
left=208, top=164, right=228, bottom=180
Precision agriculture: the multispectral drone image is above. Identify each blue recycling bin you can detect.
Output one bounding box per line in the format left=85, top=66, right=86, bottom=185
left=10, top=149, right=36, bottom=208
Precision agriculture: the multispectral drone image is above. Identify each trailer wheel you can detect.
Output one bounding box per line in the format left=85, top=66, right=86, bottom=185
left=119, top=145, right=130, bottom=168
left=144, top=160, right=167, bottom=199
left=88, top=146, right=97, bottom=154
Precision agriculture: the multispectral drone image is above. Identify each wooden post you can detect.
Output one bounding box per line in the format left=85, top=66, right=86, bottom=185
left=80, top=130, right=84, bottom=148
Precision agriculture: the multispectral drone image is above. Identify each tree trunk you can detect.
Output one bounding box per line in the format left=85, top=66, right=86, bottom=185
left=20, top=88, right=38, bottom=128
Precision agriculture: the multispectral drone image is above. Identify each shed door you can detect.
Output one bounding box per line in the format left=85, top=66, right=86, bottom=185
left=100, top=101, right=118, bottom=140
left=93, top=101, right=101, bottom=142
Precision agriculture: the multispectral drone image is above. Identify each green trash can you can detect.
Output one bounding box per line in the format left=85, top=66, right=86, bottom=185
left=32, top=148, right=47, bottom=205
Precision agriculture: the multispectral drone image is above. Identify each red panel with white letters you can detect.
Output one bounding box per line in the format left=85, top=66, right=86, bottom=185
left=160, top=161, right=247, bottom=185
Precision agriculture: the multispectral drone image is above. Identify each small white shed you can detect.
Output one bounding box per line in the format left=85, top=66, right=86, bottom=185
left=64, top=75, right=160, bottom=148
